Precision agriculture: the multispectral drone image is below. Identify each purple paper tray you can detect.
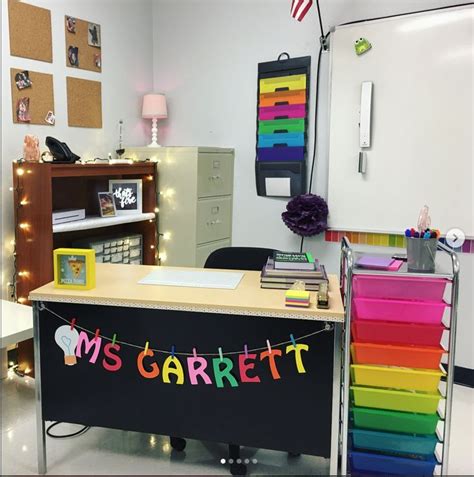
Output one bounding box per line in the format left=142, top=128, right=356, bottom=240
left=259, top=104, right=306, bottom=120
left=257, top=147, right=305, bottom=161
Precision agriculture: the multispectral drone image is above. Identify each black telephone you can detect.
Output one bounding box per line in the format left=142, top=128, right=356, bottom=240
left=45, top=136, right=80, bottom=163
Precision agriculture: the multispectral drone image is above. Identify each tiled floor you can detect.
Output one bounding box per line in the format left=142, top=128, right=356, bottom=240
left=1, top=372, right=473, bottom=475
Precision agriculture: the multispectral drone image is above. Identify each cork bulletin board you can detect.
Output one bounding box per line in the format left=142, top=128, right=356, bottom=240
left=67, top=77, right=102, bottom=128
left=8, top=0, right=53, bottom=63
left=65, top=15, right=102, bottom=73
left=10, top=69, right=55, bottom=126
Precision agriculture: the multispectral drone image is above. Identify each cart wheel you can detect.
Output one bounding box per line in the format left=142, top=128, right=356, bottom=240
left=230, top=462, right=247, bottom=476
left=170, top=436, right=186, bottom=451
left=288, top=452, right=301, bottom=457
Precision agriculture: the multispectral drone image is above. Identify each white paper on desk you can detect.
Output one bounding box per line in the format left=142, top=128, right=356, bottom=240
left=138, top=269, right=244, bottom=290
left=265, top=177, right=291, bottom=197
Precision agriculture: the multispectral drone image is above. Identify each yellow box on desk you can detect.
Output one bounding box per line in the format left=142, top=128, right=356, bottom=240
left=53, top=248, right=95, bottom=290
left=285, top=289, right=310, bottom=300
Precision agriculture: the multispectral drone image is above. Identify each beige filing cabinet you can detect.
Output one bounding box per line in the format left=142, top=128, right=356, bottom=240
left=125, top=147, right=234, bottom=267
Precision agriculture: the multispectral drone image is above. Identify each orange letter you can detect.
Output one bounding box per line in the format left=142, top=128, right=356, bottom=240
left=260, top=349, right=282, bottom=380
left=137, top=349, right=160, bottom=379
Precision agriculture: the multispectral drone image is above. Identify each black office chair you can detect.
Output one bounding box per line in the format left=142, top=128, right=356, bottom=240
left=170, top=247, right=277, bottom=476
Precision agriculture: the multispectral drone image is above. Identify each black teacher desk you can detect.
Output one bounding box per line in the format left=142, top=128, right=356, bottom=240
left=29, top=264, right=345, bottom=475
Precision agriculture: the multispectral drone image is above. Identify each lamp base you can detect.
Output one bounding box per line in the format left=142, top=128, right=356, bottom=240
left=147, top=117, right=162, bottom=148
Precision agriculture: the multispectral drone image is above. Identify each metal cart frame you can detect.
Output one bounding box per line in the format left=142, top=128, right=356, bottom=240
left=338, top=236, right=460, bottom=476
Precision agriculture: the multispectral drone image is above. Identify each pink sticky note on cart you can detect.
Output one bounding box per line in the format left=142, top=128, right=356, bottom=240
left=387, top=260, right=404, bottom=271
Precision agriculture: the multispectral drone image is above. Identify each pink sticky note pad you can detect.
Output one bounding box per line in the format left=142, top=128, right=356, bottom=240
left=387, top=259, right=404, bottom=271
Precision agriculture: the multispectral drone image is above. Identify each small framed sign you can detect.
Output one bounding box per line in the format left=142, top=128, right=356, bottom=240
left=109, top=179, right=142, bottom=215
left=54, top=248, right=96, bottom=290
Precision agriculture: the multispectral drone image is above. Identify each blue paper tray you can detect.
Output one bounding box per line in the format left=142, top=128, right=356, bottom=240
left=350, top=451, right=437, bottom=476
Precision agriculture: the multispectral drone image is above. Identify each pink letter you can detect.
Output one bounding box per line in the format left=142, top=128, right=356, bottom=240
left=187, top=357, right=212, bottom=385
left=102, top=343, right=122, bottom=372
left=238, top=354, right=261, bottom=383
left=75, top=331, right=102, bottom=364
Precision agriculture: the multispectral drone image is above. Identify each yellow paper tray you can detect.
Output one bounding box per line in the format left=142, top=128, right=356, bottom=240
left=259, top=74, right=306, bottom=93
left=351, top=364, right=444, bottom=393
left=351, top=386, right=442, bottom=414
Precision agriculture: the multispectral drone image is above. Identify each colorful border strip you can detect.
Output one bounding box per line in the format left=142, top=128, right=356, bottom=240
left=324, top=230, right=474, bottom=254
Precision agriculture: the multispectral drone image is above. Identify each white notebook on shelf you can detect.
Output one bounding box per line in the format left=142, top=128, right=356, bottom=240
left=138, top=269, right=244, bottom=290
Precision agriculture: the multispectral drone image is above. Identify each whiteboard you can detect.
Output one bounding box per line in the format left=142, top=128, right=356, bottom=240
left=327, top=6, right=473, bottom=237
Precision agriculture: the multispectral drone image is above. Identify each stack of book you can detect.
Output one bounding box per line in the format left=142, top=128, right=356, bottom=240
left=260, top=252, right=328, bottom=291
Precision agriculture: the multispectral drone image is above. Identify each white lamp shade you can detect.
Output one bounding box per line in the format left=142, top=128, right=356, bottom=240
left=142, top=94, right=168, bottom=119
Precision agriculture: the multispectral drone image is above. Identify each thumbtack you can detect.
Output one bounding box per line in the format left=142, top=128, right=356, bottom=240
left=171, top=345, right=175, bottom=357
left=112, top=333, right=117, bottom=346
left=193, top=347, right=197, bottom=358
left=144, top=341, right=149, bottom=354
left=70, top=318, right=76, bottom=330
left=244, top=344, right=248, bottom=358
left=94, top=328, right=100, bottom=341
left=218, top=347, right=223, bottom=362
left=266, top=339, right=272, bottom=354
left=290, top=334, right=296, bottom=347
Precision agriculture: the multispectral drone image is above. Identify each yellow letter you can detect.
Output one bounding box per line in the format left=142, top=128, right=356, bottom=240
left=286, top=343, right=309, bottom=373
left=162, top=355, right=184, bottom=384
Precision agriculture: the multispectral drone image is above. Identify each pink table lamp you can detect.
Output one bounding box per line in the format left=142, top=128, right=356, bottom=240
left=142, top=93, right=168, bottom=147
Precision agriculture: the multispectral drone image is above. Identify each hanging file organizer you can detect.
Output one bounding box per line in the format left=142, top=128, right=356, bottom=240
left=255, top=54, right=311, bottom=197
left=339, top=237, right=460, bottom=476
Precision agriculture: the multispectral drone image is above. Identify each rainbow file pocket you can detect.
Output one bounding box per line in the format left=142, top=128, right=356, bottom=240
left=258, top=133, right=304, bottom=148
left=259, top=74, right=306, bottom=93
left=259, top=104, right=306, bottom=121
left=257, top=147, right=305, bottom=162
left=259, top=89, right=306, bottom=107
left=258, top=118, right=305, bottom=134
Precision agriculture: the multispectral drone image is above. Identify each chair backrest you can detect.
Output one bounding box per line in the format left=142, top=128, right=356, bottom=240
left=204, top=247, right=277, bottom=271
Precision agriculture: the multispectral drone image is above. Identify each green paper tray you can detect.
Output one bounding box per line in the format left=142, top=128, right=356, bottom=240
left=258, top=118, right=305, bottom=134
left=352, top=407, right=439, bottom=435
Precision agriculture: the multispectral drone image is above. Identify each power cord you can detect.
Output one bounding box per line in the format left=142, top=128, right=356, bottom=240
left=46, top=421, right=91, bottom=439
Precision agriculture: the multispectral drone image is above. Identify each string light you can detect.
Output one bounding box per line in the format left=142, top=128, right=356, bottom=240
left=18, top=223, right=29, bottom=230
left=154, top=207, right=159, bottom=213
left=20, top=198, right=29, bottom=206
left=18, top=271, right=29, bottom=277
left=159, top=252, right=167, bottom=263
left=17, top=297, right=27, bottom=304
left=16, top=168, right=25, bottom=176
left=150, top=245, right=155, bottom=249
left=9, top=187, right=14, bottom=192
left=162, top=232, right=171, bottom=241
left=146, top=175, right=153, bottom=181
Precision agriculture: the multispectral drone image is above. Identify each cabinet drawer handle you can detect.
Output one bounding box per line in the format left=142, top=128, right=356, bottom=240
left=206, top=219, right=222, bottom=226
left=208, top=175, right=221, bottom=181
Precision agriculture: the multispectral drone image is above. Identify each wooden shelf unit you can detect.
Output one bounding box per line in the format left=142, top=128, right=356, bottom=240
left=12, top=162, right=158, bottom=305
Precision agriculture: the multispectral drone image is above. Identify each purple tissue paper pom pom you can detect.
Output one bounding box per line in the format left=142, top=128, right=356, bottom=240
left=281, top=193, right=329, bottom=237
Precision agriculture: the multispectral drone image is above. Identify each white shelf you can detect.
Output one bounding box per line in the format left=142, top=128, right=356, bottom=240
left=52, top=213, right=155, bottom=234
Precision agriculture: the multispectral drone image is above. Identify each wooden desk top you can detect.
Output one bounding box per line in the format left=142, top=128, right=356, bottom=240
left=29, top=264, right=344, bottom=322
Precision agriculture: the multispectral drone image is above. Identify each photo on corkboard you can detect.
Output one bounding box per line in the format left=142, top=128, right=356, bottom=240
left=65, top=15, right=101, bottom=72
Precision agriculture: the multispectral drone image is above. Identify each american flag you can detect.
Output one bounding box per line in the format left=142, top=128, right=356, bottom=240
left=290, top=0, right=313, bottom=22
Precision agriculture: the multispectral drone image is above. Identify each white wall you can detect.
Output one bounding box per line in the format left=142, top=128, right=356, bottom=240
left=1, top=0, right=154, bottom=297
left=152, top=0, right=473, bottom=369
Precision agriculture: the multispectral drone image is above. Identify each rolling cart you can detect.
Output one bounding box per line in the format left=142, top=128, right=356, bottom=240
left=338, top=236, right=460, bottom=476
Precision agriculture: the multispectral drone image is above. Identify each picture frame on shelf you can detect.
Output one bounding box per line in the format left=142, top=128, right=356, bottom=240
left=109, top=179, right=142, bottom=215
left=98, top=191, right=116, bottom=217
left=53, top=248, right=96, bottom=290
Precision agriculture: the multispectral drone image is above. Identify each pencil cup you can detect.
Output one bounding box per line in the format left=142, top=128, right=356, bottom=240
left=406, top=238, right=438, bottom=273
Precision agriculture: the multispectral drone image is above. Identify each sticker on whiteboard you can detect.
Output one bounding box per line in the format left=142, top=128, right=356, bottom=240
left=265, top=177, right=291, bottom=197
left=355, top=38, right=372, bottom=56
